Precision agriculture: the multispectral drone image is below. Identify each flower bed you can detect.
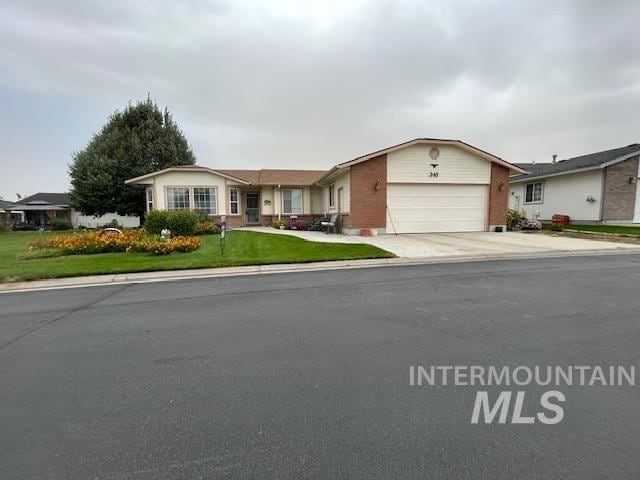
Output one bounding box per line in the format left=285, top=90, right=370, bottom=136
left=29, top=230, right=201, bottom=256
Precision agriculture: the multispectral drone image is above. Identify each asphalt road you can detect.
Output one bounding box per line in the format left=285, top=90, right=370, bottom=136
left=1, top=254, right=640, bottom=479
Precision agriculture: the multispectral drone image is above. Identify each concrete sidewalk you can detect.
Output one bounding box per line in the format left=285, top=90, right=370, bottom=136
left=2, top=247, right=640, bottom=293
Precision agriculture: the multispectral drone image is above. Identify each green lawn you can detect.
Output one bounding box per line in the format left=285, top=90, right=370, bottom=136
left=542, top=224, right=640, bottom=236
left=0, top=231, right=394, bottom=282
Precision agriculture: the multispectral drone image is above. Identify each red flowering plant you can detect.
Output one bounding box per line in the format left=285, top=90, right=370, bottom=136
left=287, top=219, right=306, bottom=230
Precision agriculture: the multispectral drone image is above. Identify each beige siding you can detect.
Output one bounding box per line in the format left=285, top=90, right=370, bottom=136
left=510, top=170, right=603, bottom=221
left=311, top=186, right=324, bottom=214
left=272, top=186, right=282, bottom=216
left=261, top=186, right=274, bottom=215
left=152, top=171, right=228, bottom=214
left=303, top=187, right=312, bottom=215
left=270, top=186, right=311, bottom=216
left=322, top=170, right=351, bottom=213
left=387, top=144, right=490, bottom=184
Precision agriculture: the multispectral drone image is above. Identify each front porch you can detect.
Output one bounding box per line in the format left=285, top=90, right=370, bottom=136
left=225, top=186, right=323, bottom=228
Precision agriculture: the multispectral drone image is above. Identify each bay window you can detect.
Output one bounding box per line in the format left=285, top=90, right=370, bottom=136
left=193, top=187, right=216, bottom=214
left=166, top=187, right=190, bottom=210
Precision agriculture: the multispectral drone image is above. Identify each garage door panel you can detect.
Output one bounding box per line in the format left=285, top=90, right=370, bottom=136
left=387, top=184, right=487, bottom=233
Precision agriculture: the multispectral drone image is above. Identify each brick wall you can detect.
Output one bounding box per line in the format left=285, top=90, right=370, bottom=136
left=488, top=163, right=510, bottom=228
left=602, top=156, right=639, bottom=220
left=260, top=214, right=317, bottom=227
left=348, top=154, right=387, bottom=229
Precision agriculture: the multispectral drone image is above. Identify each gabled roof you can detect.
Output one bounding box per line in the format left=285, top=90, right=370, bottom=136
left=217, top=169, right=327, bottom=186
left=317, top=138, right=526, bottom=183
left=14, top=192, right=71, bottom=206
left=511, top=143, right=640, bottom=182
left=125, top=166, right=327, bottom=186
left=125, top=166, right=251, bottom=185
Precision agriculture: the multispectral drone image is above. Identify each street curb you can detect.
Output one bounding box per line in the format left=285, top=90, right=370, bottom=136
left=2, top=247, right=640, bottom=294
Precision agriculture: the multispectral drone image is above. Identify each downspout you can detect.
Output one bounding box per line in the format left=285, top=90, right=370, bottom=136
left=277, top=184, right=281, bottom=221
left=599, top=167, right=606, bottom=222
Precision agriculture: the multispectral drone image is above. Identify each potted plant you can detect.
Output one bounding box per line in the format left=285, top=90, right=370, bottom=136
left=272, top=219, right=287, bottom=230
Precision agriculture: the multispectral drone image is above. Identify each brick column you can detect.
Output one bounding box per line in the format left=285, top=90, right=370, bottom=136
left=488, top=163, right=509, bottom=231
left=347, top=154, right=387, bottom=234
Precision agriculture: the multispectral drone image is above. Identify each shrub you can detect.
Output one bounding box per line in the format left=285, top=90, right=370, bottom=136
left=550, top=223, right=564, bottom=232
left=506, top=209, right=526, bottom=231
left=272, top=219, right=287, bottom=229
left=195, top=221, right=220, bottom=235
left=287, top=219, right=306, bottom=230
left=30, top=230, right=201, bottom=256
left=145, top=210, right=200, bottom=236
left=49, top=218, right=73, bottom=231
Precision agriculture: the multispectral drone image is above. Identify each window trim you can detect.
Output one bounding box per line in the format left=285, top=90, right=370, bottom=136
left=524, top=181, right=544, bottom=205
left=328, top=184, right=336, bottom=208
left=192, top=186, right=217, bottom=215
left=281, top=188, right=303, bottom=215
left=164, top=185, right=218, bottom=214
left=165, top=186, right=191, bottom=211
left=229, top=187, right=240, bottom=216
left=145, top=187, right=154, bottom=212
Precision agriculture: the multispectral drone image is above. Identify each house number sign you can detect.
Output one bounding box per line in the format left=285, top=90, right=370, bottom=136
left=428, top=147, right=440, bottom=177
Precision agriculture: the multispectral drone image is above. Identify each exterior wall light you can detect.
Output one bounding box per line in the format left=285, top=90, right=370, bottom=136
left=374, top=179, right=380, bottom=190
left=629, top=177, right=637, bottom=185
left=586, top=196, right=596, bottom=203
left=499, top=181, right=505, bottom=191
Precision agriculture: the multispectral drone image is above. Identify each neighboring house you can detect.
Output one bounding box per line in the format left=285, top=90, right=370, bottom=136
left=3, top=193, right=140, bottom=228
left=0, top=199, right=21, bottom=228
left=510, top=144, right=640, bottom=224
left=126, top=138, right=525, bottom=234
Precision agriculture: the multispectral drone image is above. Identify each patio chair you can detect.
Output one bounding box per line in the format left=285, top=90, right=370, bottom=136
left=307, top=217, right=325, bottom=231
left=321, top=213, right=340, bottom=234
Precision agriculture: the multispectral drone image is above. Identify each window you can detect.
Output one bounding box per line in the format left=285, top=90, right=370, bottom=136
left=229, top=188, right=239, bottom=215
left=328, top=184, right=336, bottom=208
left=146, top=187, right=154, bottom=212
left=193, top=187, right=216, bottom=214
left=282, top=188, right=303, bottom=214
left=524, top=182, right=544, bottom=204
left=167, top=187, right=190, bottom=210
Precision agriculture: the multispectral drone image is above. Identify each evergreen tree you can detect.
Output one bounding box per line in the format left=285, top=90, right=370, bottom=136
left=69, top=97, right=196, bottom=217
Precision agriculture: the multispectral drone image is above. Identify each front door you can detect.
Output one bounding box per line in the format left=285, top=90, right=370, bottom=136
left=245, top=192, right=260, bottom=224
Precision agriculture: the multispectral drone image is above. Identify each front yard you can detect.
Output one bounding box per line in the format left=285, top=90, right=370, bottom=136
left=0, top=231, right=393, bottom=282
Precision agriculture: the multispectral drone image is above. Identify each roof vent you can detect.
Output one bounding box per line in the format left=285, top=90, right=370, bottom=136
left=552, top=154, right=558, bottom=163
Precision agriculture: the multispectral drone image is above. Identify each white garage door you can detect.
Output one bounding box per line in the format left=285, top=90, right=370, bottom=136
left=387, top=184, right=488, bottom=233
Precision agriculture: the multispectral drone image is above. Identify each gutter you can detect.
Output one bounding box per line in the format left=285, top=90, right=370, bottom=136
left=511, top=150, right=640, bottom=184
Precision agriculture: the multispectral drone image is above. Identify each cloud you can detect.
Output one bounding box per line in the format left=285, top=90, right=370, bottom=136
left=0, top=0, right=639, bottom=198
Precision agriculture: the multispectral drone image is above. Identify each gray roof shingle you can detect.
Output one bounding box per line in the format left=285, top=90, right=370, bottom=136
left=15, top=192, right=71, bottom=206
left=511, top=144, right=640, bottom=181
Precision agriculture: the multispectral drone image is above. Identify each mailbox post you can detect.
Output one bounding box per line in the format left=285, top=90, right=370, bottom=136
left=220, top=216, right=226, bottom=255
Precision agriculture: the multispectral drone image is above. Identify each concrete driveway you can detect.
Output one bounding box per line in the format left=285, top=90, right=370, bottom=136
left=239, top=227, right=640, bottom=258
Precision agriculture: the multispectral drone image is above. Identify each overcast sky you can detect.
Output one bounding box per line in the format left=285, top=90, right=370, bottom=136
left=1, top=0, right=639, bottom=200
